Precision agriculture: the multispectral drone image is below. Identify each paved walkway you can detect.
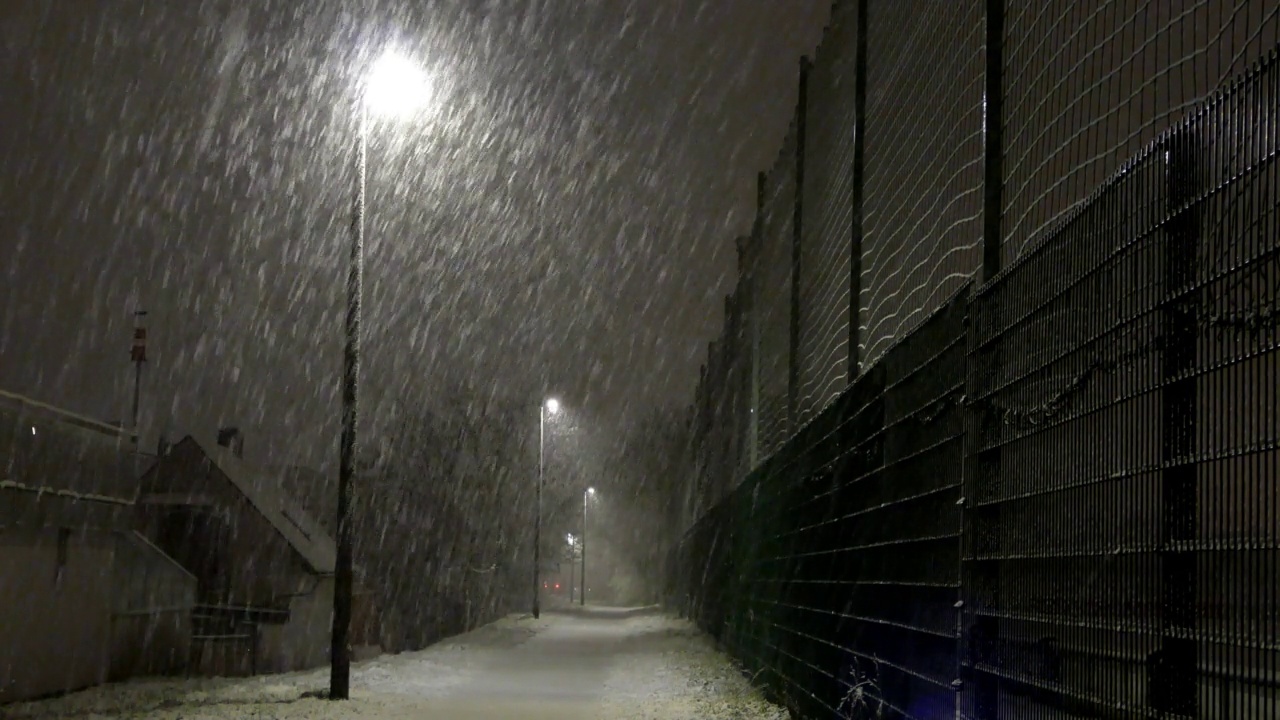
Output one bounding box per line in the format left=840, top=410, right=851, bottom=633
left=424, top=606, right=662, bottom=719
left=5, top=606, right=787, bottom=719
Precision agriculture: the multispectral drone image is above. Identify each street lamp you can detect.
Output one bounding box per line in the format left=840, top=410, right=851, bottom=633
left=566, top=533, right=577, bottom=603
left=330, top=49, right=431, bottom=701
left=533, top=397, right=559, bottom=618
left=582, top=487, right=594, bottom=606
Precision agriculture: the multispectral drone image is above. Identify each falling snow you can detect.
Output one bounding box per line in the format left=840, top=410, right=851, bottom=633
left=0, top=1, right=834, bottom=714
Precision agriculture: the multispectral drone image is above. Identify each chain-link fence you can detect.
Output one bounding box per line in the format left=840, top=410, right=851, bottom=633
left=677, top=1, right=1278, bottom=717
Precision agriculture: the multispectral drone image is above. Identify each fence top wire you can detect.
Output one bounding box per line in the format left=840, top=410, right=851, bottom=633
left=1002, top=0, right=1280, bottom=259
left=980, top=41, right=1280, bottom=300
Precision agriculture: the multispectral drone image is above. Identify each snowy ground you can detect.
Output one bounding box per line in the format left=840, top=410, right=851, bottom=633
left=3, top=607, right=788, bottom=719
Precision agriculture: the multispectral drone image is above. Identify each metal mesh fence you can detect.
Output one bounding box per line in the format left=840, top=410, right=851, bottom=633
left=757, top=126, right=799, bottom=460
left=861, top=0, right=986, bottom=369
left=1002, top=0, right=1280, bottom=262
left=676, top=8, right=1279, bottom=715
left=797, top=0, right=859, bottom=424
left=673, top=293, right=967, bottom=718
left=964, top=43, right=1279, bottom=718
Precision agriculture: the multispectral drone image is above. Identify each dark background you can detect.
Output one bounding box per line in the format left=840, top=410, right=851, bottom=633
left=0, top=0, right=829, bottom=467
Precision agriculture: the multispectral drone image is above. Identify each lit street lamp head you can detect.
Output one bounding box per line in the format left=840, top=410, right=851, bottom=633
left=544, top=398, right=560, bottom=415
left=586, top=487, right=595, bottom=495
left=365, top=50, right=430, bottom=119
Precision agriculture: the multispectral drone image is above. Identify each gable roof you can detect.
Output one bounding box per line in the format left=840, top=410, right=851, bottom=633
left=171, top=436, right=336, bottom=575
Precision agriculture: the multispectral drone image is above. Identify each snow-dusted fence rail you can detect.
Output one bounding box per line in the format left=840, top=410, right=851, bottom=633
left=668, top=33, right=1279, bottom=720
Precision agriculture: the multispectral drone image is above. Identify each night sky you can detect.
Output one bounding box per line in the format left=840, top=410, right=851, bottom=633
left=0, top=1, right=829, bottom=466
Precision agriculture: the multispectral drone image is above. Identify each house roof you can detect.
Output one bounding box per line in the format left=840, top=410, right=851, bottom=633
left=272, top=464, right=336, bottom=535
left=0, top=389, right=136, bottom=441
left=0, top=480, right=134, bottom=530
left=169, top=436, right=337, bottom=575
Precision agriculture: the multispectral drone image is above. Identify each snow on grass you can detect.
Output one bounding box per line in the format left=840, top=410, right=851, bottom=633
left=1, top=614, right=539, bottom=720
left=2, top=611, right=788, bottom=720
left=598, top=614, right=789, bottom=720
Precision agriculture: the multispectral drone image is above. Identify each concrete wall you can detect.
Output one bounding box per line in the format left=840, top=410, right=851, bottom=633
left=0, top=526, right=114, bottom=702
left=258, top=576, right=334, bottom=672
left=108, top=532, right=197, bottom=680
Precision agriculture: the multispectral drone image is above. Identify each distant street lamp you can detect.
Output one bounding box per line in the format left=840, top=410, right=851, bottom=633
left=331, top=49, right=431, bottom=702
left=582, top=487, right=594, bottom=606
left=533, top=397, right=559, bottom=618
left=566, top=532, right=577, bottom=603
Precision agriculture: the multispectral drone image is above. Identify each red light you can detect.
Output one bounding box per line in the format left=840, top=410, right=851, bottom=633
left=543, top=582, right=548, bottom=588
left=554, top=583, right=560, bottom=589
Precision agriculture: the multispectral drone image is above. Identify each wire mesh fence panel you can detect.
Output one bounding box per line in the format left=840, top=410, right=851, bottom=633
left=740, top=362, right=888, bottom=718
left=962, top=44, right=1278, bottom=720
left=677, top=6, right=1278, bottom=720
left=861, top=0, right=985, bottom=369
left=815, top=294, right=966, bottom=720
left=703, top=329, right=740, bottom=510
left=1002, top=0, right=1280, bottom=265
left=757, top=125, right=799, bottom=458
left=797, top=0, right=860, bottom=424
left=733, top=250, right=760, bottom=480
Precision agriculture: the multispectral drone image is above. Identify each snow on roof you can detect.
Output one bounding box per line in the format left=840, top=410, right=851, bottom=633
left=0, top=478, right=133, bottom=505
left=183, top=436, right=337, bottom=575
left=0, top=389, right=136, bottom=440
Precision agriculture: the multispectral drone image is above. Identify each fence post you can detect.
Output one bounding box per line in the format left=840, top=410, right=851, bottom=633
left=789, top=58, right=809, bottom=434
left=982, top=0, right=1004, bottom=281
left=965, top=2, right=1005, bottom=717
left=849, top=0, right=867, bottom=381
left=1149, top=125, right=1200, bottom=717
left=742, top=230, right=760, bottom=470
left=755, top=172, right=768, bottom=455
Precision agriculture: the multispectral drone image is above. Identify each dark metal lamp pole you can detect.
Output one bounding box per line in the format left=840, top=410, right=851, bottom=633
left=534, top=402, right=545, bottom=618
left=330, top=102, right=366, bottom=701
left=581, top=489, right=588, bottom=606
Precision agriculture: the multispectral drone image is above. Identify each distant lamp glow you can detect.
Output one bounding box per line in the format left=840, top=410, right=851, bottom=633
left=544, top=398, right=560, bottom=415
left=586, top=487, right=595, bottom=495
left=365, top=51, right=430, bottom=119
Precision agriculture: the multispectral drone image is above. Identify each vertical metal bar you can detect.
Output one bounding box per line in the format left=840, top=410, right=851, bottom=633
left=982, top=0, right=1005, bottom=281
left=1151, top=126, right=1200, bottom=717
left=330, top=102, right=365, bottom=701
left=581, top=489, right=587, bottom=606
left=737, top=235, right=759, bottom=470
left=755, top=172, right=766, bottom=456
left=964, top=2, right=1005, bottom=716
left=850, top=0, right=867, bottom=381
left=534, top=405, right=543, bottom=619
left=790, top=58, right=809, bottom=433
left=131, top=309, right=148, bottom=453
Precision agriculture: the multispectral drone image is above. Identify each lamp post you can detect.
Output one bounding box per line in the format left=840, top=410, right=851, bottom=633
left=581, top=487, right=594, bottom=606
left=330, top=50, right=430, bottom=701
left=533, top=397, right=559, bottom=618
left=566, top=533, right=577, bottom=604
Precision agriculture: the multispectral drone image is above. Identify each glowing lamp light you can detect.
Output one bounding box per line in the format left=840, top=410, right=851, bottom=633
left=365, top=51, right=431, bottom=119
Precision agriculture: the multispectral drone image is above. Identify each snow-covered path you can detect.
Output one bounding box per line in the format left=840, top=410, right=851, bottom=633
left=3, top=607, right=788, bottom=719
